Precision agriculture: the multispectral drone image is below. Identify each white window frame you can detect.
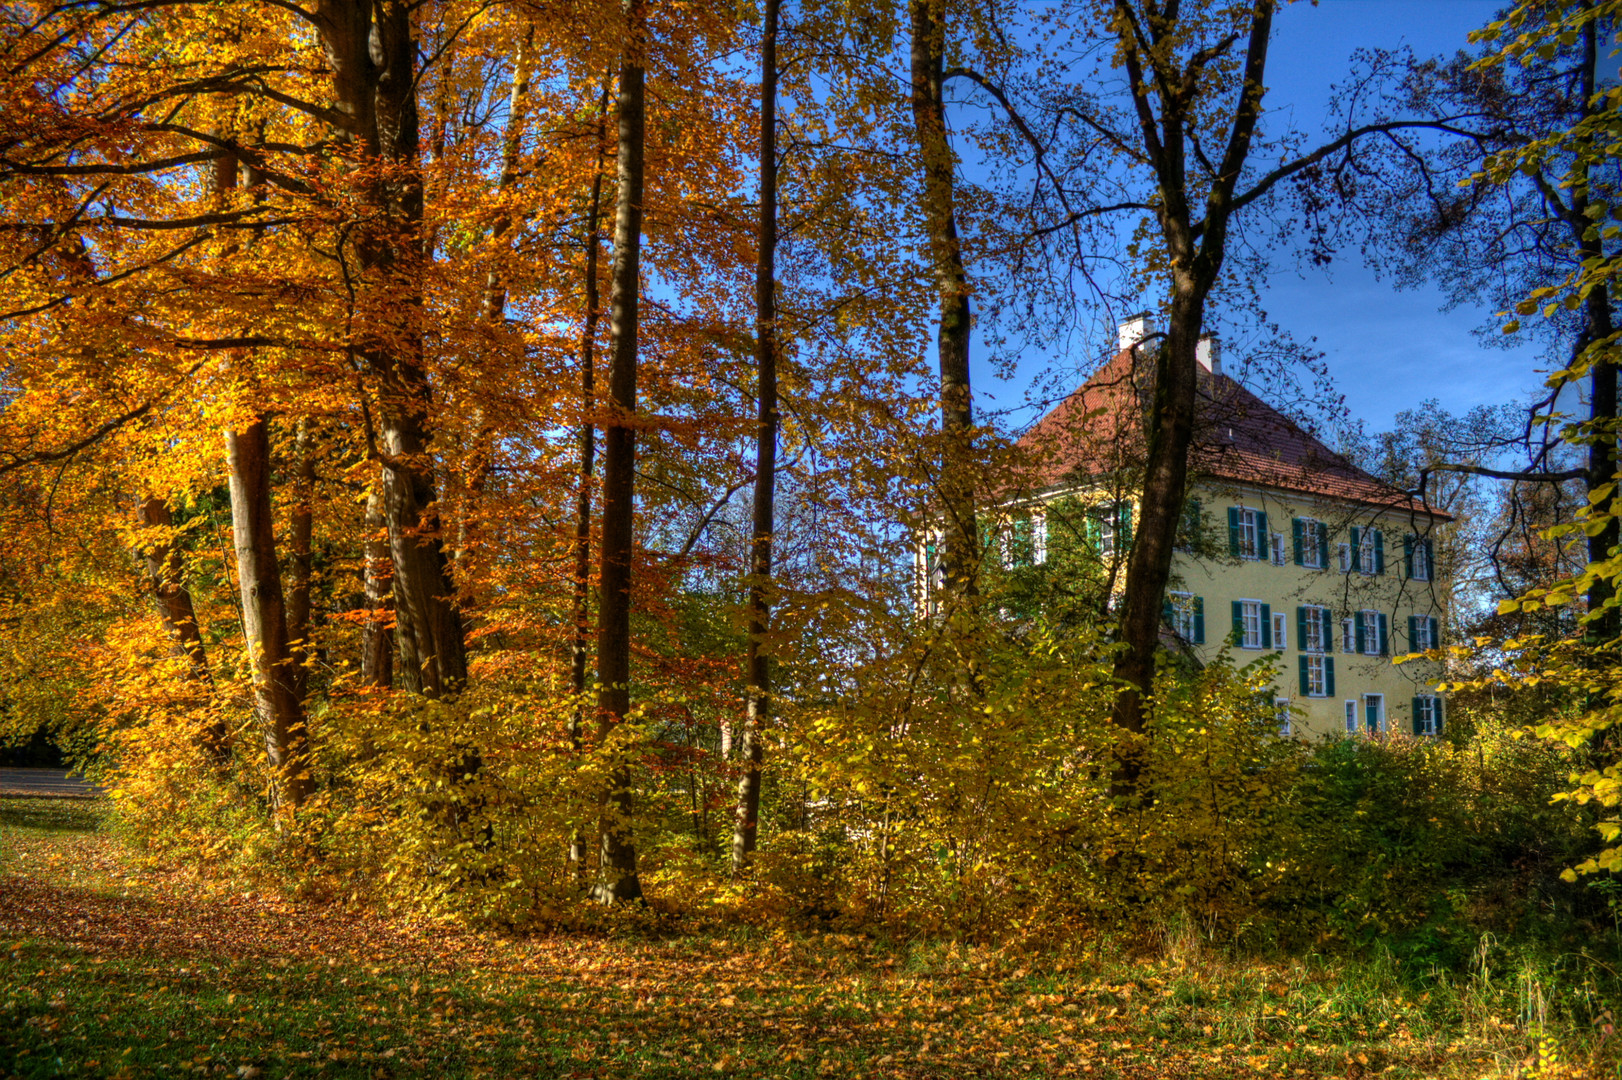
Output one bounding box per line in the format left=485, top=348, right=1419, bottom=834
left=1305, top=655, right=1328, bottom=697
left=1237, top=508, right=1261, bottom=560
left=1414, top=616, right=1434, bottom=651
left=1359, top=530, right=1378, bottom=575
left=1338, top=543, right=1352, bottom=573
left=1360, top=609, right=1383, bottom=656
left=1304, top=605, right=1329, bottom=654
left=1411, top=538, right=1430, bottom=582
left=1275, top=697, right=1292, bottom=736
left=1342, top=617, right=1355, bottom=653
left=1272, top=611, right=1288, bottom=650
left=1364, top=693, right=1385, bottom=734
left=1241, top=600, right=1264, bottom=650
left=1270, top=532, right=1286, bottom=566
left=1344, top=699, right=1359, bottom=734
left=1168, top=591, right=1197, bottom=641
left=1301, top=518, right=1323, bottom=569
left=1415, top=695, right=1441, bottom=736
left=1033, top=515, right=1048, bottom=566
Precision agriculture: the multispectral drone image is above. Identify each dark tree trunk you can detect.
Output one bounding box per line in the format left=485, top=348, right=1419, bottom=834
left=909, top=0, right=980, bottom=608
left=732, top=0, right=780, bottom=874
left=226, top=418, right=312, bottom=809
left=135, top=495, right=229, bottom=760
left=592, top=6, right=648, bottom=904
left=360, top=486, right=395, bottom=689
left=569, top=73, right=613, bottom=873
left=314, top=0, right=466, bottom=698
left=1107, top=0, right=1276, bottom=799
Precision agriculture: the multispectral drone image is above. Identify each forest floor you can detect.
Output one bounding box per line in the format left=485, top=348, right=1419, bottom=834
left=0, top=796, right=1613, bottom=1079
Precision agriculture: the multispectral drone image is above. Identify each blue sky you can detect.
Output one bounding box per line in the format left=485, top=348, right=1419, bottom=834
left=980, top=0, right=1552, bottom=442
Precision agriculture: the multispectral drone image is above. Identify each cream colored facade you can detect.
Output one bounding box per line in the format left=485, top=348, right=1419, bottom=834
left=1161, top=481, right=1448, bottom=738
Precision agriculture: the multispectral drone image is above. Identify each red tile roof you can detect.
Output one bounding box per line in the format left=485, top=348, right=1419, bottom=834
left=1016, top=349, right=1451, bottom=520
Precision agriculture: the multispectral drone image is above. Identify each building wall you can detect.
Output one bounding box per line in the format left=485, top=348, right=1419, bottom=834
left=1167, top=482, right=1449, bottom=738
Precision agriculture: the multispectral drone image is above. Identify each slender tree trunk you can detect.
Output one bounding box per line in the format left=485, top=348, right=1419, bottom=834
left=569, top=73, right=614, bottom=873
left=135, top=495, right=230, bottom=760
left=908, top=0, right=979, bottom=607
left=732, top=0, right=780, bottom=874
left=592, top=4, right=648, bottom=904
left=226, top=418, right=312, bottom=809
left=360, top=486, right=395, bottom=688
left=287, top=419, right=316, bottom=704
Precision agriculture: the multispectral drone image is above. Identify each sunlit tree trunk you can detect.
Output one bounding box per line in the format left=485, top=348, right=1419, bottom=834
left=287, top=419, right=316, bottom=704
left=360, top=487, right=395, bottom=689
left=592, top=2, right=648, bottom=904
left=909, top=0, right=979, bottom=609
left=226, top=417, right=311, bottom=809
left=732, top=0, right=780, bottom=874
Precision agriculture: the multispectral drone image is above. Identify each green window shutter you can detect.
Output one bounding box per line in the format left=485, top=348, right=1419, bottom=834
left=1256, top=513, right=1270, bottom=559
left=1403, top=535, right=1414, bottom=578
left=1163, top=597, right=1174, bottom=625
left=1408, top=615, right=1418, bottom=650
left=1430, top=616, right=1440, bottom=646
left=1374, top=530, right=1385, bottom=574
left=1354, top=610, right=1367, bottom=654
left=1296, top=606, right=1309, bottom=651
left=1325, top=656, right=1336, bottom=697
left=1435, top=696, right=1443, bottom=734
left=1412, top=698, right=1424, bottom=737
left=1260, top=603, right=1272, bottom=644
left=1299, top=655, right=1310, bottom=696
left=1118, top=503, right=1133, bottom=548
left=1228, top=507, right=1241, bottom=556
left=1377, top=613, right=1389, bottom=656
left=1292, top=518, right=1305, bottom=566
left=1424, top=538, right=1435, bottom=576
left=1349, top=526, right=1360, bottom=560
left=1193, top=597, right=1205, bottom=644
left=1318, top=523, right=1330, bottom=569
left=1232, top=600, right=1244, bottom=643
left=1366, top=697, right=1378, bottom=731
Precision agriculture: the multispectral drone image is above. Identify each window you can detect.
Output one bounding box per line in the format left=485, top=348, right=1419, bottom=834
left=1405, top=534, right=1435, bottom=582
left=1033, top=515, right=1047, bottom=566
left=1345, top=700, right=1359, bottom=734
left=1270, top=533, right=1286, bottom=566
left=1298, top=605, right=1331, bottom=654
left=1272, top=611, right=1288, bottom=649
left=1233, top=599, right=1269, bottom=649
left=1350, top=526, right=1385, bottom=575
left=1295, top=517, right=1327, bottom=569
left=1228, top=506, right=1269, bottom=561
left=1364, top=693, right=1385, bottom=734
left=1342, top=616, right=1355, bottom=653
left=1338, top=543, right=1352, bottom=572
left=1413, top=695, right=1443, bottom=737
left=1299, top=653, right=1334, bottom=698
left=1355, top=609, right=1388, bottom=656
left=1166, top=592, right=1205, bottom=643
left=1409, top=614, right=1439, bottom=652
left=1275, top=698, right=1292, bottom=736
left=1092, top=502, right=1132, bottom=556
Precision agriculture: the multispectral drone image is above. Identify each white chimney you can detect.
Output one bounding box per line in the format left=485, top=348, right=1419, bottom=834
left=1196, top=334, right=1222, bottom=377
left=1117, top=312, right=1154, bottom=351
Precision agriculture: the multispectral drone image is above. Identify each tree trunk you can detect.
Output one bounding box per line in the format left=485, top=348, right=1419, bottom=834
left=314, top=0, right=467, bottom=698
left=360, top=486, right=395, bottom=689
left=732, top=0, right=780, bottom=874
left=1107, top=0, right=1276, bottom=800
left=287, top=419, right=316, bottom=704
left=909, top=0, right=979, bottom=607
left=226, top=417, right=312, bottom=809
left=135, top=495, right=229, bottom=760
left=592, top=5, right=648, bottom=905
left=570, top=73, right=614, bottom=873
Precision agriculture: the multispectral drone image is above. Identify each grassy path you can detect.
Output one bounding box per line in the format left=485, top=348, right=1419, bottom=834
left=0, top=798, right=1609, bottom=1078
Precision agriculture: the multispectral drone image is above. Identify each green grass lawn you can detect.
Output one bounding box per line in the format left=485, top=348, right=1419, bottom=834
left=1, top=796, right=1613, bottom=1078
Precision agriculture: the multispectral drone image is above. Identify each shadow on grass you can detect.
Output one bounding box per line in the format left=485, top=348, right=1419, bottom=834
left=0, top=796, right=106, bottom=833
